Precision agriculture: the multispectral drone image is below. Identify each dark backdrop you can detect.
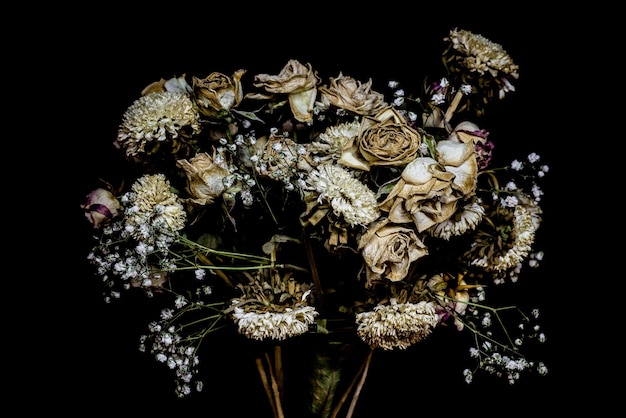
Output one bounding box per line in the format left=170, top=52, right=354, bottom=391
left=37, top=6, right=586, bottom=416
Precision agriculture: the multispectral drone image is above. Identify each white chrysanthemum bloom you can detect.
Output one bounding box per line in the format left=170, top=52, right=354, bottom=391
left=124, top=174, right=187, bottom=244
left=430, top=200, right=485, bottom=240
left=472, top=205, right=537, bottom=272
left=309, top=120, right=361, bottom=162
left=355, top=299, right=439, bottom=350
left=116, top=91, right=202, bottom=157
left=306, top=163, right=380, bottom=226
left=230, top=304, right=318, bottom=341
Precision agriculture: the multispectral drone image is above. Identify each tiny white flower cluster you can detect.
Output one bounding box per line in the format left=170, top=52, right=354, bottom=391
left=140, top=321, right=202, bottom=398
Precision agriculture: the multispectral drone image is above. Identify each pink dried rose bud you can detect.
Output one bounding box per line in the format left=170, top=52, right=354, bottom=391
left=81, top=188, right=121, bottom=229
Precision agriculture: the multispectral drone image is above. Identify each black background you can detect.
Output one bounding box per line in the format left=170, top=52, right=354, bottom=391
left=30, top=5, right=593, bottom=416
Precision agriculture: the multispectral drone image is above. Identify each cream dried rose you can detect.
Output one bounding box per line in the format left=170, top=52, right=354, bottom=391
left=358, top=218, right=428, bottom=286
left=249, top=59, right=321, bottom=123
left=339, top=107, right=421, bottom=171
left=192, top=69, right=246, bottom=118
left=177, top=150, right=231, bottom=206
left=318, top=72, right=387, bottom=115
left=379, top=156, right=457, bottom=232
left=379, top=122, right=480, bottom=232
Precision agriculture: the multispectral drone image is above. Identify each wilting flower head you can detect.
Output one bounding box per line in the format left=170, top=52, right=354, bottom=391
left=123, top=173, right=187, bottom=244
left=253, top=134, right=303, bottom=185
left=230, top=304, right=318, bottom=341
left=305, top=120, right=360, bottom=166
left=192, top=70, right=246, bottom=119
left=358, top=218, right=428, bottom=286
left=430, top=200, right=484, bottom=240
left=250, top=59, right=321, bottom=123
left=177, top=149, right=231, bottom=206
left=426, top=273, right=470, bottom=331
left=380, top=125, right=480, bottom=232
left=471, top=203, right=539, bottom=274
left=318, top=72, right=387, bottom=116
left=355, top=299, right=439, bottom=350
left=379, top=157, right=456, bottom=232
left=81, top=188, right=121, bottom=229
left=443, top=28, right=519, bottom=109
left=305, top=163, right=380, bottom=227
left=115, top=91, right=202, bottom=158
left=339, top=107, right=421, bottom=171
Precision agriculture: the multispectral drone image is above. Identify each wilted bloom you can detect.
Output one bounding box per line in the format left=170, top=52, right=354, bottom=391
left=443, top=28, right=519, bottom=110
left=318, top=72, right=387, bottom=116
left=339, top=107, right=421, bottom=171
left=380, top=125, right=479, bottom=232
left=305, top=120, right=360, bottom=166
left=355, top=299, right=438, bottom=350
left=358, top=218, right=427, bottom=286
left=230, top=304, right=318, bottom=341
left=177, top=150, right=231, bottom=206
left=249, top=59, right=321, bottom=123
left=81, top=188, right=121, bottom=229
left=305, top=163, right=380, bottom=227
left=471, top=204, right=539, bottom=274
left=426, top=273, right=470, bottom=330
left=192, top=70, right=246, bottom=119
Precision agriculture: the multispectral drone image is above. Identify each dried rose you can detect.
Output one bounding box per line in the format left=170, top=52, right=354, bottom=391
left=318, top=73, right=387, bottom=115
left=177, top=150, right=231, bottom=206
left=81, top=188, right=121, bottom=229
left=250, top=59, right=321, bottom=123
left=339, top=107, right=421, bottom=171
left=379, top=157, right=457, bottom=232
left=379, top=124, right=480, bottom=232
left=358, top=218, right=427, bottom=286
left=192, top=69, right=246, bottom=118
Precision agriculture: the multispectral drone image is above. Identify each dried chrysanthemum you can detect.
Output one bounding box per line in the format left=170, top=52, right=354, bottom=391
left=228, top=269, right=318, bottom=341
left=471, top=204, right=538, bottom=274
left=318, top=72, right=387, bottom=116
left=230, top=304, right=318, bottom=341
left=123, top=173, right=187, bottom=244
left=430, top=200, right=485, bottom=240
left=305, top=162, right=380, bottom=227
left=355, top=299, right=439, bottom=350
left=115, top=91, right=202, bottom=158
left=305, top=119, right=360, bottom=166
left=443, top=28, right=519, bottom=112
